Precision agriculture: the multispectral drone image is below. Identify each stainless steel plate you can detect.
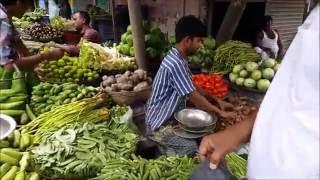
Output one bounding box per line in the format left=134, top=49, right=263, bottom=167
left=174, top=128, right=209, bottom=139
left=174, top=109, right=217, bottom=129
left=0, top=114, right=16, bottom=140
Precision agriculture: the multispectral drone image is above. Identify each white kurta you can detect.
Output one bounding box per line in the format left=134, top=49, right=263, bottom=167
left=248, top=4, right=319, bottom=179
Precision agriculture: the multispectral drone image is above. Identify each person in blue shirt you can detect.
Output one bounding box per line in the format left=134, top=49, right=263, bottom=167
left=145, top=15, right=235, bottom=132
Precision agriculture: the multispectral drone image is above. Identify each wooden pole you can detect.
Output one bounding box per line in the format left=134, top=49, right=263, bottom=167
left=111, top=0, right=118, bottom=43
left=216, top=0, right=248, bottom=45
left=207, top=0, right=214, bottom=36
left=127, top=0, right=147, bottom=70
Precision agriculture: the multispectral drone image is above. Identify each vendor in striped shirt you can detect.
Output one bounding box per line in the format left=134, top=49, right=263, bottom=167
left=145, top=15, right=235, bottom=132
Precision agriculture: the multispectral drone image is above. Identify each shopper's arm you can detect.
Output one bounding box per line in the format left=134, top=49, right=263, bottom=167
left=50, top=43, right=80, bottom=55
left=5, top=48, right=64, bottom=71
left=199, top=109, right=257, bottom=165
left=12, top=38, right=30, bottom=57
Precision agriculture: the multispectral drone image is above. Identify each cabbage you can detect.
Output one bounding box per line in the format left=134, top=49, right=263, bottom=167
left=274, top=63, right=280, bottom=72
left=262, top=68, right=275, bottom=80
left=229, top=73, right=238, bottom=83
left=263, top=58, right=276, bottom=68
left=261, top=52, right=269, bottom=61
left=244, top=78, right=256, bottom=88
left=257, top=79, right=271, bottom=92
left=203, top=37, right=216, bottom=49
left=239, top=70, right=248, bottom=77
left=245, top=62, right=259, bottom=72
left=236, top=77, right=245, bottom=86
left=254, top=47, right=262, bottom=54
left=232, top=64, right=243, bottom=74
left=251, top=70, right=262, bottom=80
left=126, top=34, right=133, bottom=47
left=127, top=25, right=132, bottom=34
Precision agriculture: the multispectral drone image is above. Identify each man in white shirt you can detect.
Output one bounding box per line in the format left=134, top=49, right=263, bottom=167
left=199, top=3, right=319, bottom=179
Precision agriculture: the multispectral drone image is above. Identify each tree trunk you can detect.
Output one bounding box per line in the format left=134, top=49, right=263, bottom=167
left=127, top=0, right=147, bottom=70
left=216, top=0, right=248, bottom=45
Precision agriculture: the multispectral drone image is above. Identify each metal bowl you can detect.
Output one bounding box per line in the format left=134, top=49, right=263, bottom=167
left=174, top=109, right=217, bottom=131
left=0, top=114, right=16, bottom=140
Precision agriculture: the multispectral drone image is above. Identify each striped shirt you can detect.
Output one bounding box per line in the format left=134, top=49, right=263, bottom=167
left=145, top=48, right=195, bottom=131
left=0, top=3, right=18, bottom=65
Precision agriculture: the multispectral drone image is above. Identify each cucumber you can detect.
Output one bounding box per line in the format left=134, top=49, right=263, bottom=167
left=1, top=166, right=19, bottom=180
left=0, top=69, right=14, bottom=89
left=0, top=163, right=11, bottom=178
left=0, top=96, right=10, bottom=103
left=5, top=95, right=28, bottom=103
left=20, top=112, right=29, bottom=125
left=0, top=101, right=25, bottom=110
left=1, top=110, right=25, bottom=117
left=26, top=104, right=36, bottom=121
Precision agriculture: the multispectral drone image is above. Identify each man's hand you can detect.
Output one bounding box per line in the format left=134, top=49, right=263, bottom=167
left=45, top=41, right=57, bottom=48
left=217, top=110, right=236, bottom=119
left=41, top=48, right=64, bottom=60
left=199, top=131, right=238, bottom=166
left=217, top=100, right=234, bottom=111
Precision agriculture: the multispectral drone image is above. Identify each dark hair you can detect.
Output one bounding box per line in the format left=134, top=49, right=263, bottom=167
left=263, top=15, right=273, bottom=26
left=77, top=11, right=90, bottom=25
left=175, top=15, right=206, bottom=43
left=0, top=0, right=18, bottom=6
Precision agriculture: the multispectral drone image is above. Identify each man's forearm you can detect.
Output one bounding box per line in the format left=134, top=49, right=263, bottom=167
left=226, top=109, right=257, bottom=147
left=16, top=54, right=44, bottom=70
left=54, top=44, right=79, bottom=55
left=188, top=91, right=221, bottom=114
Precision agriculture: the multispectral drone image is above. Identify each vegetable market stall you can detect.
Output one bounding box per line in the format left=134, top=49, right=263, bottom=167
left=0, top=8, right=277, bottom=179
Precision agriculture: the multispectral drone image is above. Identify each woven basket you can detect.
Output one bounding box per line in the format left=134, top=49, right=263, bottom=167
left=102, top=87, right=151, bottom=106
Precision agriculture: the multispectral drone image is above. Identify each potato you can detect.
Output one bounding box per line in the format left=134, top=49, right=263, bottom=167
left=147, top=77, right=153, bottom=84
left=111, top=84, right=120, bottom=91
left=116, top=76, right=128, bottom=83
left=118, top=83, right=133, bottom=91
left=104, top=86, right=112, bottom=92
left=102, top=80, right=109, bottom=87
left=133, top=81, right=149, bottom=91
left=134, top=69, right=145, bottom=79
left=102, top=75, right=108, bottom=81
left=129, top=74, right=140, bottom=85
left=106, top=76, right=116, bottom=85
left=124, top=70, right=132, bottom=77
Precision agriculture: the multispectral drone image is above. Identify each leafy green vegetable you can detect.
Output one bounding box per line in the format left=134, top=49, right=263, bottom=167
left=92, top=155, right=199, bottom=180
left=31, top=106, right=137, bottom=179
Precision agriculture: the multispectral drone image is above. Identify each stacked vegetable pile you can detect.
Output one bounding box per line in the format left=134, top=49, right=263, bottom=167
left=225, top=152, right=247, bottom=179
left=192, top=74, right=229, bottom=99
left=0, top=129, right=40, bottom=180
left=211, top=40, right=261, bottom=74
left=0, top=68, right=35, bottom=125
left=23, top=22, right=63, bottom=43
left=229, top=58, right=280, bottom=92
left=92, top=155, right=199, bottom=180
left=0, top=149, right=40, bottom=180
left=12, top=8, right=46, bottom=29
left=118, top=22, right=167, bottom=59
left=217, top=97, right=257, bottom=131
left=101, top=69, right=152, bottom=92
left=101, top=46, right=137, bottom=72
left=30, top=82, right=99, bottom=116
left=37, top=53, right=100, bottom=84
left=79, top=40, right=113, bottom=70
left=189, top=37, right=216, bottom=68
left=50, top=16, right=76, bottom=31
left=22, top=96, right=112, bottom=143
left=31, top=121, right=137, bottom=179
